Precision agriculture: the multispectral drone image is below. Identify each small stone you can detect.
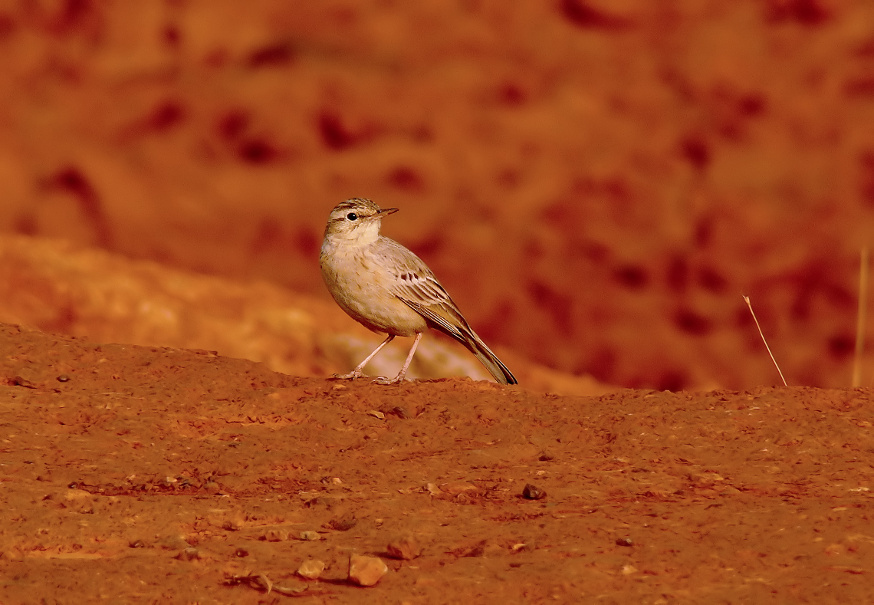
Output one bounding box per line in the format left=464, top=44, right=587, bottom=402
left=386, top=536, right=422, bottom=560
left=367, top=410, right=385, bottom=419
left=262, top=529, right=289, bottom=542
left=297, top=559, right=326, bottom=580
left=328, top=514, right=357, bottom=532
left=522, top=483, right=546, bottom=500
left=298, top=530, right=321, bottom=541
left=63, top=488, right=95, bottom=514
left=348, top=554, right=388, bottom=587
left=64, top=488, right=93, bottom=502
left=176, top=547, right=200, bottom=561
left=615, top=537, right=633, bottom=547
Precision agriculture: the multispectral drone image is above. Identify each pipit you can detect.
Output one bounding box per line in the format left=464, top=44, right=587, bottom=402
left=320, top=198, right=517, bottom=385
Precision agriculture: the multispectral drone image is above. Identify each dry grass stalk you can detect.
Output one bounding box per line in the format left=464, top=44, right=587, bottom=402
left=852, top=247, right=869, bottom=387
left=743, top=295, right=788, bottom=386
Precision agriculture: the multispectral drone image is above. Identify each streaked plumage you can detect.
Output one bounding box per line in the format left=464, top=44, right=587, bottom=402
left=320, top=198, right=517, bottom=385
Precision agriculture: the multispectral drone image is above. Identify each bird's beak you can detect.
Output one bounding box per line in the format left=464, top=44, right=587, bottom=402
left=378, top=207, right=399, bottom=217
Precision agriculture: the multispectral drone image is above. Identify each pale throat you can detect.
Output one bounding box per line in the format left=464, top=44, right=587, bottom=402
left=336, top=221, right=382, bottom=247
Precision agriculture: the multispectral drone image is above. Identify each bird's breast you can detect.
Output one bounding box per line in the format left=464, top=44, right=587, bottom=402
left=320, top=240, right=426, bottom=336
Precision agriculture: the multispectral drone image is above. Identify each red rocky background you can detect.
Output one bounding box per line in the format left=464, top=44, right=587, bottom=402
left=2, top=1, right=873, bottom=389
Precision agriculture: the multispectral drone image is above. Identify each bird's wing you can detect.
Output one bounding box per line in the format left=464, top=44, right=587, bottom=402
left=377, top=237, right=518, bottom=385
left=378, top=238, right=471, bottom=342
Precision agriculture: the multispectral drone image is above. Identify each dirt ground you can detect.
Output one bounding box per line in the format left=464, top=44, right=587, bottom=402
left=1, top=323, right=872, bottom=603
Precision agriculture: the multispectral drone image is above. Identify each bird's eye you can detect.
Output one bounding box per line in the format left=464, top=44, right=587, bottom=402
left=346, top=212, right=358, bottom=221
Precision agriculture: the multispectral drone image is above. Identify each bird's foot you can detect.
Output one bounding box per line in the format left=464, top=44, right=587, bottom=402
left=330, top=370, right=364, bottom=380
left=373, top=374, right=407, bottom=385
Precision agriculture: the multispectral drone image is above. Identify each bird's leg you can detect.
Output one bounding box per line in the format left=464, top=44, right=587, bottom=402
left=375, top=332, right=423, bottom=385
left=332, top=334, right=395, bottom=380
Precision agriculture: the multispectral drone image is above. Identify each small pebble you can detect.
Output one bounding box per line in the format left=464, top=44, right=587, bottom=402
left=522, top=483, right=546, bottom=500
left=348, top=554, right=388, bottom=587
left=176, top=547, right=200, bottom=561
left=328, top=514, right=357, bottom=532
left=262, top=529, right=289, bottom=542
left=222, top=519, right=243, bottom=531
left=386, top=536, right=422, bottom=560
left=615, top=537, right=633, bottom=547
left=64, top=489, right=94, bottom=502
left=297, top=559, right=326, bottom=580
left=299, top=530, right=321, bottom=541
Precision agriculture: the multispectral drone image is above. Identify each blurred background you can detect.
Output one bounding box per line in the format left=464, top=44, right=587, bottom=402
left=1, top=0, right=873, bottom=390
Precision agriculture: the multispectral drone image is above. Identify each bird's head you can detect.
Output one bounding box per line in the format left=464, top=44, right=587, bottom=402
left=324, top=198, right=398, bottom=244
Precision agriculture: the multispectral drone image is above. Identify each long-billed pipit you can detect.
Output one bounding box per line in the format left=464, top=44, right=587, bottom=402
left=320, top=198, right=517, bottom=385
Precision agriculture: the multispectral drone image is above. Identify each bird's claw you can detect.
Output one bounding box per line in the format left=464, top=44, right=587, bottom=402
left=373, top=375, right=406, bottom=385
left=330, top=371, right=363, bottom=380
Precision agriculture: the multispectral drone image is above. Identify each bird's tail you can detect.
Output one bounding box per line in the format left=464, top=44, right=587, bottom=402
left=464, top=331, right=518, bottom=385
left=397, top=297, right=517, bottom=385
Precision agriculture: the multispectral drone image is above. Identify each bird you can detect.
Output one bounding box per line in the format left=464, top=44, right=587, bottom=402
left=319, top=197, right=517, bottom=385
